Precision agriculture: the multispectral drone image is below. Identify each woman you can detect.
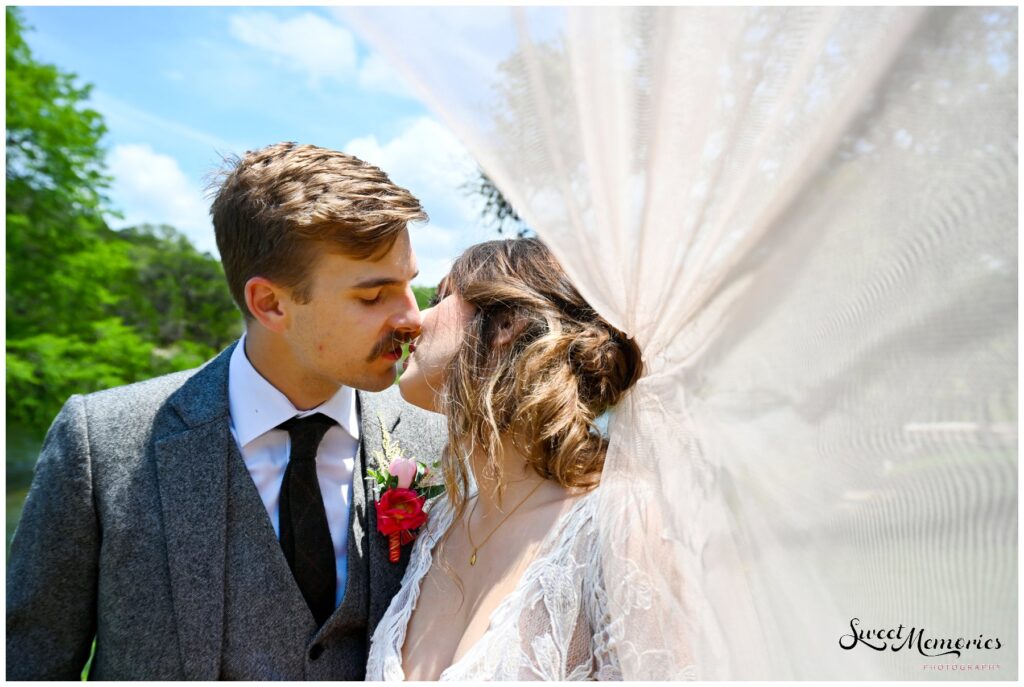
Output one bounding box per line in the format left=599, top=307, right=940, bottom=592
left=366, top=238, right=643, bottom=680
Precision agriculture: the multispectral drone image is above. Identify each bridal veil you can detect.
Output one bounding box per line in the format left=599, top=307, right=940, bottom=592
left=342, top=7, right=1017, bottom=679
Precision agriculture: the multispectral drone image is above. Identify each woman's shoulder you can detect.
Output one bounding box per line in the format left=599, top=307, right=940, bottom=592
left=536, top=485, right=604, bottom=559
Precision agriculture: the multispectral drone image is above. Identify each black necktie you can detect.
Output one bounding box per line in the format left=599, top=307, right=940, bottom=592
left=277, top=413, right=337, bottom=627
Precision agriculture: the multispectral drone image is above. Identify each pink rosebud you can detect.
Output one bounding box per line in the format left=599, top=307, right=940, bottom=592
left=388, top=458, right=417, bottom=489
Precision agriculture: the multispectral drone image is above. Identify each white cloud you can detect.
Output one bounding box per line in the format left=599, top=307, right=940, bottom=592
left=344, top=117, right=492, bottom=285
left=228, top=11, right=358, bottom=87
left=107, top=144, right=217, bottom=255
left=227, top=10, right=420, bottom=99
left=331, top=6, right=524, bottom=92
left=408, top=223, right=461, bottom=285
left=344, top=117, right=480, bottom=222
left=356, top=52, right=415, bottom=99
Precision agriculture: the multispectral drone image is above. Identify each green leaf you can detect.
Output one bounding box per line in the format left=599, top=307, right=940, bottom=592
left=422, top=485, right=446, bottom=501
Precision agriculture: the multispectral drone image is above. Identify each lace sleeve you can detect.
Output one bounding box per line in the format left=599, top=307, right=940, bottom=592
left=512, top=491, right=693, bottom=681
left=586, top=481, right=699, bottom=681
left=464, top=493, right=616, bottom=681
left=511, top=493, right=625, bottom=681
left=583, top=521, right=625, bottom=681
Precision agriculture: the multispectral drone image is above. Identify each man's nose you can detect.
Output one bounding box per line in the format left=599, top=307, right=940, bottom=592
left=392, top=287, right=423, bottom=331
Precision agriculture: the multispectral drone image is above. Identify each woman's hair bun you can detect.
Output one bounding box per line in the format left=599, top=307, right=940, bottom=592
left=571, top=322, right=644, bottom=410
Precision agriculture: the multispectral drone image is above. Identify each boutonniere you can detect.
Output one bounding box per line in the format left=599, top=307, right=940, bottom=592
left=366, top=413, right=445, bottom=563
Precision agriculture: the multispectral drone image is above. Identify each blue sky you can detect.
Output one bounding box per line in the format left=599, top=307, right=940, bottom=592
left=18, top=5, right=496, bottom=286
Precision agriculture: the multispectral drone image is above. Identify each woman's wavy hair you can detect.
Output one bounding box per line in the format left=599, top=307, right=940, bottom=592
left=432, top=238, right=643, bottom=591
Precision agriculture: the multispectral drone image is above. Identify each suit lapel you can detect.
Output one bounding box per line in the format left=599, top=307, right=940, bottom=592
left=357, top=390, right=415, bottom=638
left=154, top=343, right=236, bottom=680
left=156, top=425, right=229, bottom=680
left=359, top=388, right=399, bottom=563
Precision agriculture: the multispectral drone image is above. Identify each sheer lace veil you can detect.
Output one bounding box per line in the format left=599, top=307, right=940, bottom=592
left=343, top=7, right=1017, bottom=679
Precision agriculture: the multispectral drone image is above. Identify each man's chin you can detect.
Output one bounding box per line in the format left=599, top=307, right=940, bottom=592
left=346, top=366, right=397, bottom=393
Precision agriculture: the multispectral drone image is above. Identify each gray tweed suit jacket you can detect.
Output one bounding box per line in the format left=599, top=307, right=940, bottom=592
left=6, top=341, right=446, bottom=680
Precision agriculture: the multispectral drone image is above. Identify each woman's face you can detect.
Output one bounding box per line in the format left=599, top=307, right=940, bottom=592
left=398, top=281, right=476, bottom=413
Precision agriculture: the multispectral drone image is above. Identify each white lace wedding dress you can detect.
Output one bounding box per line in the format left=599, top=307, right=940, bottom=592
left=366, top=485, right=671, bottom=681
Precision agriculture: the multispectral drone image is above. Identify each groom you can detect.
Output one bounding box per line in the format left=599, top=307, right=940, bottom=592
left=6, top=142, right=446, bottom=680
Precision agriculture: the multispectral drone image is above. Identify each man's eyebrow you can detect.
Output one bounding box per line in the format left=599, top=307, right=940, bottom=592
left=350, top=271, right=419, bottom=290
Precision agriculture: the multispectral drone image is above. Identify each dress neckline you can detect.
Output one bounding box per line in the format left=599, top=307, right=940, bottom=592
left=397, top=485, right=600, bottom=681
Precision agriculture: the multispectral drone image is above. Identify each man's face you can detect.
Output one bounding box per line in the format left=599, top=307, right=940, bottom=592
left=280, top=228, right=422, bottom=392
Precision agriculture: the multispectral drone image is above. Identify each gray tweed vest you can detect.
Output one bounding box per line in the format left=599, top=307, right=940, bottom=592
left=219, top=431, right=372, bottom=680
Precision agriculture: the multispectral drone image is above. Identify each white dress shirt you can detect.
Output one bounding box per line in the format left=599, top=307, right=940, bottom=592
left=227, top=334, right=359, bottom=608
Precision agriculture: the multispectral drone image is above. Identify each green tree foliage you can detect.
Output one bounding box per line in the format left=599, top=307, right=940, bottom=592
left=412, top=285, right=437, bottom=311
left=6, top=7, right=126, bottom=337
left=463, top=169, right=533, bottom=238
left=115, top=224, right=241, bottom=350
left=5, top=8, right=242, bottom=437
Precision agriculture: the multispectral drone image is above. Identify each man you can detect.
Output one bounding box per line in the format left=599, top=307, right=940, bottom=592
left=6, top=142, right=446, bottom=680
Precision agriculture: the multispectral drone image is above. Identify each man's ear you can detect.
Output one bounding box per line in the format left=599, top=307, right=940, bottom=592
left=245, top=276, right=289, bottom=333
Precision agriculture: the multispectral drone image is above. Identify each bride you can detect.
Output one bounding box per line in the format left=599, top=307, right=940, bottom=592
left=366, top=237, right=644, bottom=681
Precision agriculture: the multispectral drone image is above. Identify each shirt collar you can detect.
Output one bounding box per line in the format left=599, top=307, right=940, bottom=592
left=228, top=333, right=360, bottom=448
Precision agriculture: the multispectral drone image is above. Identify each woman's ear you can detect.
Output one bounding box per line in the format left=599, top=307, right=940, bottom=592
left=492, top=310, right=522, bottom=347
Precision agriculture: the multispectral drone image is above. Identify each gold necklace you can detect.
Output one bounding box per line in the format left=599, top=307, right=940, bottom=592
left=466, top=479, right=545, bottom=566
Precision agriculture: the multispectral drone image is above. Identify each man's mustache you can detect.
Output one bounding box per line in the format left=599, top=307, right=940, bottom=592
left=366, top=331, right=417, bottom=362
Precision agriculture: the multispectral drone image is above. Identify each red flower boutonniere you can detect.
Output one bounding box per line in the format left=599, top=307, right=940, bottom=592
left=367, top=414, right=444, bottom=562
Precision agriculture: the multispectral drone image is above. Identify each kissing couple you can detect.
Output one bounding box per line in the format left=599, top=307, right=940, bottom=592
left=7, top=142, right=649, bottom=681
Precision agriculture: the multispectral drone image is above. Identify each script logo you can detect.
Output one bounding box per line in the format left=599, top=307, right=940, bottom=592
left=839, top=618, right=1002, bottom=659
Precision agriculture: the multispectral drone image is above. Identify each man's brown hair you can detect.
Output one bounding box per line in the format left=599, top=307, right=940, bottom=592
left=209, top=142, right=428, bottom=319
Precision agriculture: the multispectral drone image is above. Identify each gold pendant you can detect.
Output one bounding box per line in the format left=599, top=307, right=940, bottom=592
left=470, top=550, right=477, bottom=566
